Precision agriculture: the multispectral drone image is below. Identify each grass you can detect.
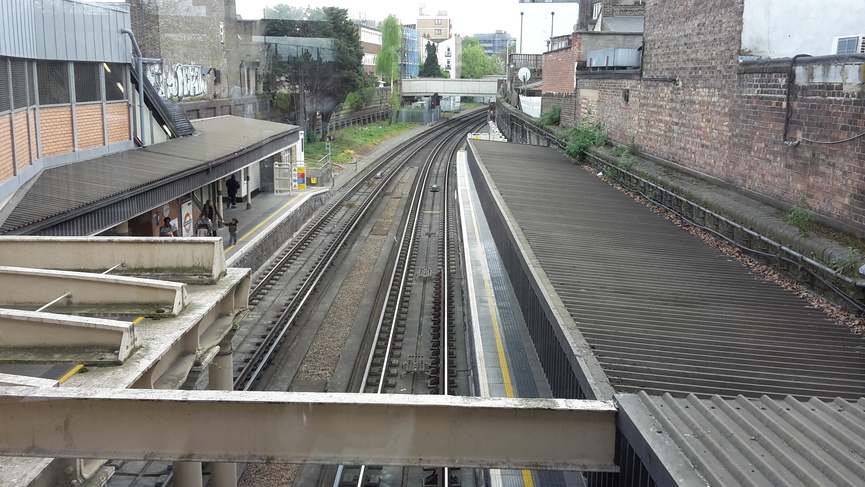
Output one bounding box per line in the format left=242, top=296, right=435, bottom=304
left=305, top=123, right=419, bottom=165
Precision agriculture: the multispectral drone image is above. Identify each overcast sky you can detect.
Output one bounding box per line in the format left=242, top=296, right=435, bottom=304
left=236, top=0, right=579, bottom=54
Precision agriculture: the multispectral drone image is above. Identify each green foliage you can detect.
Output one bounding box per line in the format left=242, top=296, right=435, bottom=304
left=538, top=104, right=561, bottom=126
left=264, top=6, right=364, bottom=137
left=304, top=123, right=417, bottom=162
left=274, top=90, right=292, bottom=110
left=786, top=195, right=814, bottom=235
left=610, top=146, right=635, bottom=171
left=829, top=247, right=862, bottom=274
left=376, top=15, right=402, bottom=83
left=345, top=92, right=363, bottom=112
left=561, top=118, right=607, bottom=160
left=460, top=37, right=497, bottom=79
left=420, top=42, right=446, bottom=78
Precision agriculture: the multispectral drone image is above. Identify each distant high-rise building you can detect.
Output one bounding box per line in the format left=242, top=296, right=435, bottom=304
left=402, top=26, right=421, bottom=78
left=474, top=30, right=514, bottom=56
left=417, top=10, right=451, bottom=40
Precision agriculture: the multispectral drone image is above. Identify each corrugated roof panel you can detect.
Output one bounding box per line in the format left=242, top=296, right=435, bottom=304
left=617, top=392, right=865, bottom=487
left=0, top=116, right=299, bottom=235
left=469, top=140, right=865, bottom=400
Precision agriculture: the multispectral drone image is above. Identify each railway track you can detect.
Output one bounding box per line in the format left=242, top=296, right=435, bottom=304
left=334, top=115, right=480, bottom=487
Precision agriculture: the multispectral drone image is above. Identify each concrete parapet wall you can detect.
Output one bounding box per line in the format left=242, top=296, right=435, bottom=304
left=0, top=237, right=227, bottom=283
left=228, top=191, right=329, bottom=275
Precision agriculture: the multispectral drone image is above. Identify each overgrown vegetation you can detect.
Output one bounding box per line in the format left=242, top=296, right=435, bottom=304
left=829, top=247, right=863, bottom=274
left=786, top=195, right=814, bottom=235
left=538, top=104, right=561, bottom=126
left=561, top=117, right=607, bottom=160
left=304, top=123, right=417, bottom=163
left=610, top=145, right=635, bottom=171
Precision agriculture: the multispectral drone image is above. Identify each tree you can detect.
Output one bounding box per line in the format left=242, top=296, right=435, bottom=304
left=376, top=15, right=403, bottom=121
left=265, top=6, right=364, bottom=139
left=460, top=37, right=495, bottom=79
left=420, top=41, right=446, bottom=78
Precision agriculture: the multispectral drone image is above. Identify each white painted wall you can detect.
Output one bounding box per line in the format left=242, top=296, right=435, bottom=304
left=742, top=0, right=865, bottom=58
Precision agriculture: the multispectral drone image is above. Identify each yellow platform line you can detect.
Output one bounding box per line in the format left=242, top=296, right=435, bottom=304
left=224, top=194, right=303, bottom=253
left=463, top=172, right=534, bottom=487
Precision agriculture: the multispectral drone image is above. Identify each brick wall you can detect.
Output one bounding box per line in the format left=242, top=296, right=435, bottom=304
left=39, top=107, right=74, bottom=157
left=731, top=66, right=865, bottom=227
left=542, top=35, right=580, bottom=94
left=13, top=111, right=34, bottom=172
left=0, top=115, right=11, bottom=184
left=541, top=93, right=580, bottom=125
left=565, top=0, right=865, bottom=231
left=106, top=102, right=130, bottom=145
left=76, top=104, right=104, bottom=150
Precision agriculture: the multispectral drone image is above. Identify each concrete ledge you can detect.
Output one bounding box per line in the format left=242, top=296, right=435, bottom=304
left=0, top=309, right=136, bottom=363
left=0, top=266, right=187, bottom=316
left=0, top=388, right=618, bottom=471
left=0, top=237, right=227, bottom=284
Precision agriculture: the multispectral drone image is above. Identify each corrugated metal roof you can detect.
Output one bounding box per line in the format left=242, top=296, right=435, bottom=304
left=617, top=392, right=865, bottom=487
left=0, top=116, right=299, bottom=235
left=469, top=140, right=865, bottom=400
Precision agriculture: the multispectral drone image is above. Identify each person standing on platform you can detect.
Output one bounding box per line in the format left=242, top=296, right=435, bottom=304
left=226, top=175, right=241, bottom=209
left=227, top=218, right=239, bottom=246
left=203, top=199, right=222, bottom=236
left=159, top=217, right=175, bottom=237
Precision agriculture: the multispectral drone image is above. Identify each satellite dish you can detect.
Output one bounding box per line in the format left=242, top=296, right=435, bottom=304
left=517, top=67, right=531, bottom=83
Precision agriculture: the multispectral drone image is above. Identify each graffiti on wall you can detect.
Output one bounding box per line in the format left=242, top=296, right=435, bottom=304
left=146, top=63, right=209, bottom=100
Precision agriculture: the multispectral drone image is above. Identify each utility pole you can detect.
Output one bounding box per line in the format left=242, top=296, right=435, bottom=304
left=550, top=11, right=555, bottom=45
left=520, top=12, right=524, bottom=53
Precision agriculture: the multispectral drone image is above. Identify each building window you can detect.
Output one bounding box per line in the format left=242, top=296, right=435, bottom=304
left=835, top=36, right=862, bottom=54
left=10, top=58, right=31, bottom=110
left=593, top=2, right=602, bottom=20
left=435, top=29, right=442, bottom=35
left=103, top=63, right=125, bottom=101
left=446, top=47, right=451, bottom=57
left=435, top=19, right=442, bottom=25
left=38, top=61, right=70, bottom=105
left=74, top=63, right=100, bottom=103
left=0, top=59, right=9, bottom=113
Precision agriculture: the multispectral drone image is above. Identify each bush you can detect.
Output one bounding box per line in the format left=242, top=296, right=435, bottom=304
left=786, top=195, right=813, bottom=235
left=562, top=119, right=607, bottom=160
left=538, top=104, right=561, bottom=126
left=345, top=92, right=364, bottom=112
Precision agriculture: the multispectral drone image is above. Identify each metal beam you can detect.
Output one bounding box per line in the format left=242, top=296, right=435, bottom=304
left=0, top=388, right=618, bottom=471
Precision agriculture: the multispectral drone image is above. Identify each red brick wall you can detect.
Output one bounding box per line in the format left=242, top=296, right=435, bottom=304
left=0, top=115, right=12, bottom=184
left=731, top=70, right=865, bottom=227
left=76, top=104, right=104, bottom=150
left=39, top=106, right=75, bottom=157
left=542, top=36, right=580, bottom=94
left=106, top=102, right=130, bottom=145
left=567, top=0, right=865, bottom=230
left=13, top=111, right=34, bottom=172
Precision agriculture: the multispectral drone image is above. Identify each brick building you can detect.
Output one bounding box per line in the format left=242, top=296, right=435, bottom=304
left=540, top=0, right=865, bottom=235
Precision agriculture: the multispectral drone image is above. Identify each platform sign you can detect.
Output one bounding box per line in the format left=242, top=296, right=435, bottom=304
left=294, top=161, right=306, bottom=190
left=181, top=201, right=193, bottom=237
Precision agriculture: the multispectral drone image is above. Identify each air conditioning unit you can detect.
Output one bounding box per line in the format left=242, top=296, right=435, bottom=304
left=832, top=35, right=865, bottom=54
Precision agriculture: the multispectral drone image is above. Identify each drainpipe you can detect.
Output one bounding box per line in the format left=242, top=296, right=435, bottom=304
left=121, top=28, right=147, bottom=147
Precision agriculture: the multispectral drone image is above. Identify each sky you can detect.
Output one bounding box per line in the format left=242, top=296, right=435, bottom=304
left=234, top=0, right=580, bottom=55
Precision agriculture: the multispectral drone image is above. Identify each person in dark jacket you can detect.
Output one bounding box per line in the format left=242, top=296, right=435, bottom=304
left=227, top=218, right=239, bottom=246
left=226, top=175, right=241, bottom=208
left=159, top=217, right=175, bottom=237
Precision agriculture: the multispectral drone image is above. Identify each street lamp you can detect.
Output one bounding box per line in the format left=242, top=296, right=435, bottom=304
left=520, top=12, right=524, bottom=54
left=550, top=11, right=555, bottom=45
